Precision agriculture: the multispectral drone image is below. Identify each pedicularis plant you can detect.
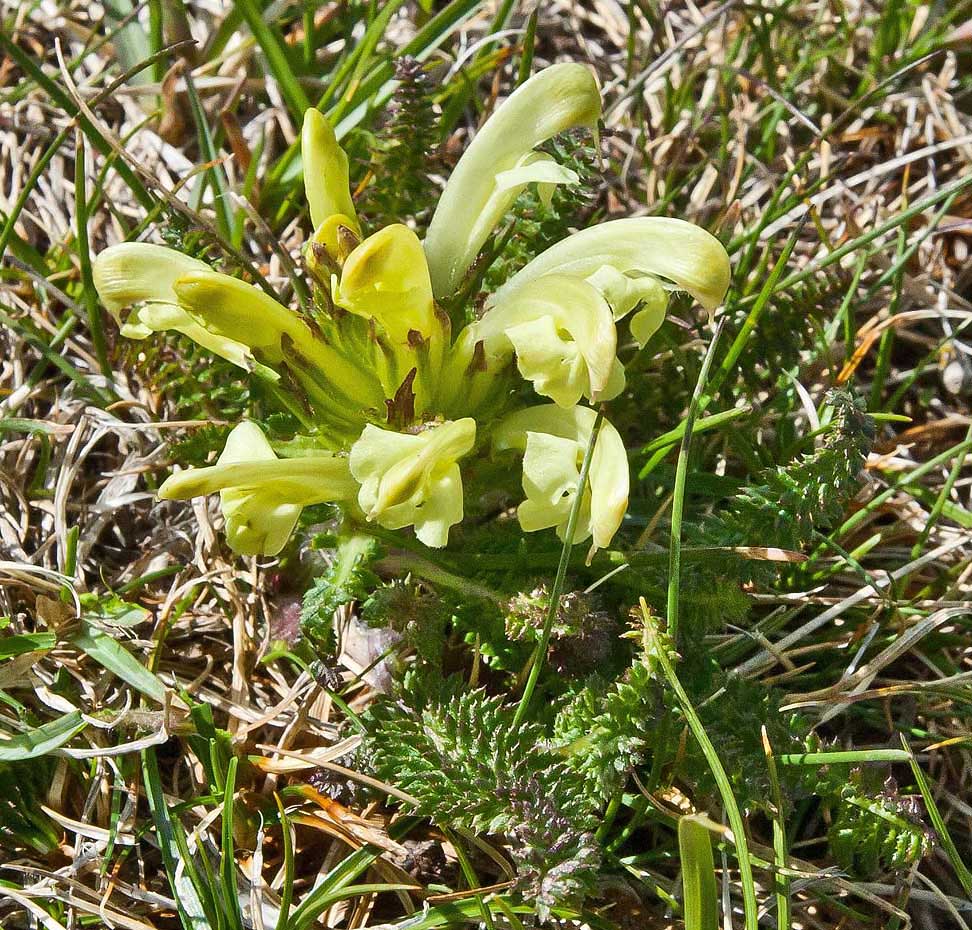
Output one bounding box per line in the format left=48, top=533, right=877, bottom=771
left=89, top=64, right=909, bottom=922
left=93, top=64, right=730, bottom=558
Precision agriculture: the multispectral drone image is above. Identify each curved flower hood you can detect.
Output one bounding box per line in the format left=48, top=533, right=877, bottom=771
left=424, top=63, right=601, bottom=298
left=490, top=216, right=731, bottom=315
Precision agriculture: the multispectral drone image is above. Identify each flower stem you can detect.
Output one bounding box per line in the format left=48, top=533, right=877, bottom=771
left=667, top=319, right=724, bottom=645
left=512, top=409, right=603, bottom=730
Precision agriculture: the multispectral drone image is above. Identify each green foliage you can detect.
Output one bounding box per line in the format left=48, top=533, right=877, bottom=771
left=79, top=592, right=150, bottom=627
left=554, top=659, right=656, bottom=802
left=703, top=390, right=875, bottom=554
left=828, top=776, right=931, bottom=878
left=676, top=676, right=810, bottom=811
left=185, top=701, right=236, bottom=795
left=675, top=574, right=754, bottom=640
left=300, top=535, right=380, bottom=652
left=0, top=759, right=59, bottom=854
left=360, top=579, right=448, bottom=665
left=364, top=687, right=600, bottom=919
left=728, top=270, right=848, bottom=397
left=356, top=57, right=441, bottom=229
left=358, top=619, right=674, bottom=918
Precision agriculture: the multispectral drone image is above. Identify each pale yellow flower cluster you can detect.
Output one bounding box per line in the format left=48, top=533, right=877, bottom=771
left=94, top=64, right=730, bottom=558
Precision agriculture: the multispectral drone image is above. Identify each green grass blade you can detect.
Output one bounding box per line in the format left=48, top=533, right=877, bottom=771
left=667, top=321, right=724, bottom=643
left=221, top=756, right=245, bottom=930
left=776, top=749, right=912, bottom=765
left=74, top=131, right=112, bottom=378
left=235, top=0, right=310, bottom=120
left=0, top=632, right=56, bottom=659
left=762, top=727, right=791, bottom=930
left=644, top=599, right=758, bottom=930
left=68, top=621, right=167, bottom=703
left=102, top=0, right=154, bottom=84
left=377, top=896, right=534, bottom=930
left=678, top=814, right=719, bottom=930
left=325, top=0, right=408, bottom=125
left=902, top=735, right=972, bottom=897
left=0, top=711, right=86, bottom=761
left=274, top=793, right=295, bottom=930
left=183, top=69, right=236, bottom=239
left=287, top=845, right=383, bottom=930
left=142, top=746, right=218, bottom=929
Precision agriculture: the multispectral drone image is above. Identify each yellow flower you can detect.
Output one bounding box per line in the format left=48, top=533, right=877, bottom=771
left=92, top=242, right=385, bottom=410
left=493, top=405, right=628, bottom=559
left=335, top=224, right=437, bottom=344
left=350, top=418, right=476, bottom=547
left=92, top=242, right=268, bottom=375
left=159, top=422, right=357, bottom=556
left=491, top=216, right=731, bottom=342
left=96, top=63, right=733, bottom=564
left=424, top=63, right=601, bottom=298
left=447, top=274, right=620, bottom=409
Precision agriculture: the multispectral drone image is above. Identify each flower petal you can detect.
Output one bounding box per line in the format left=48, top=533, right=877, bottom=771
left=472, top=274, right=617, bottom=407
left=350, top=419, right=476, bottom=546
left=92, top=242, right=210, bottom=322
left=493, top=152, right=579, bottom=192
left=337, top=224, right=436, bottom=342
left=412, top=464, right=465, bottom=547
left=520, top=431, right=583, bottom=510
left=159, top=422, right=357, bottom=557
left=424, top=63, right=600, bottom=298
left=302, top=109, right=360, bottom=234
left=350, top=425, right=424, bottom=517
left=172, top=271, right=306, bottom=361
left=491, top=217, right=731, bottom=315
left=588, top=416, right=629, bottom=553
left=505, top=316, right=588, bottom=408
left=125, top=302, right=275, bottom=377
left=584, top=265, right=669, bottom=323
left=494, top=404, right=628, bottom=556
left=629, top=302, right=667, bottom=347
left=173, top=270, right=382, bottom=405
left=93, top=243, right=276, bottom=374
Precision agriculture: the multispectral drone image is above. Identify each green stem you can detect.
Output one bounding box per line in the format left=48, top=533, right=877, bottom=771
left=668, top=320, right=724, bottom=644
left=512, top=411, right=603, bottom=729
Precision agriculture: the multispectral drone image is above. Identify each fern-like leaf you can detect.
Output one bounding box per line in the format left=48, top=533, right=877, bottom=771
left=363, top=686, right=600, bottom=919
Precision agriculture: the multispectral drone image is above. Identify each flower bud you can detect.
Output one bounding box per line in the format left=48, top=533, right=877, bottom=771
left=302, top=109, right=361, bottom=234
